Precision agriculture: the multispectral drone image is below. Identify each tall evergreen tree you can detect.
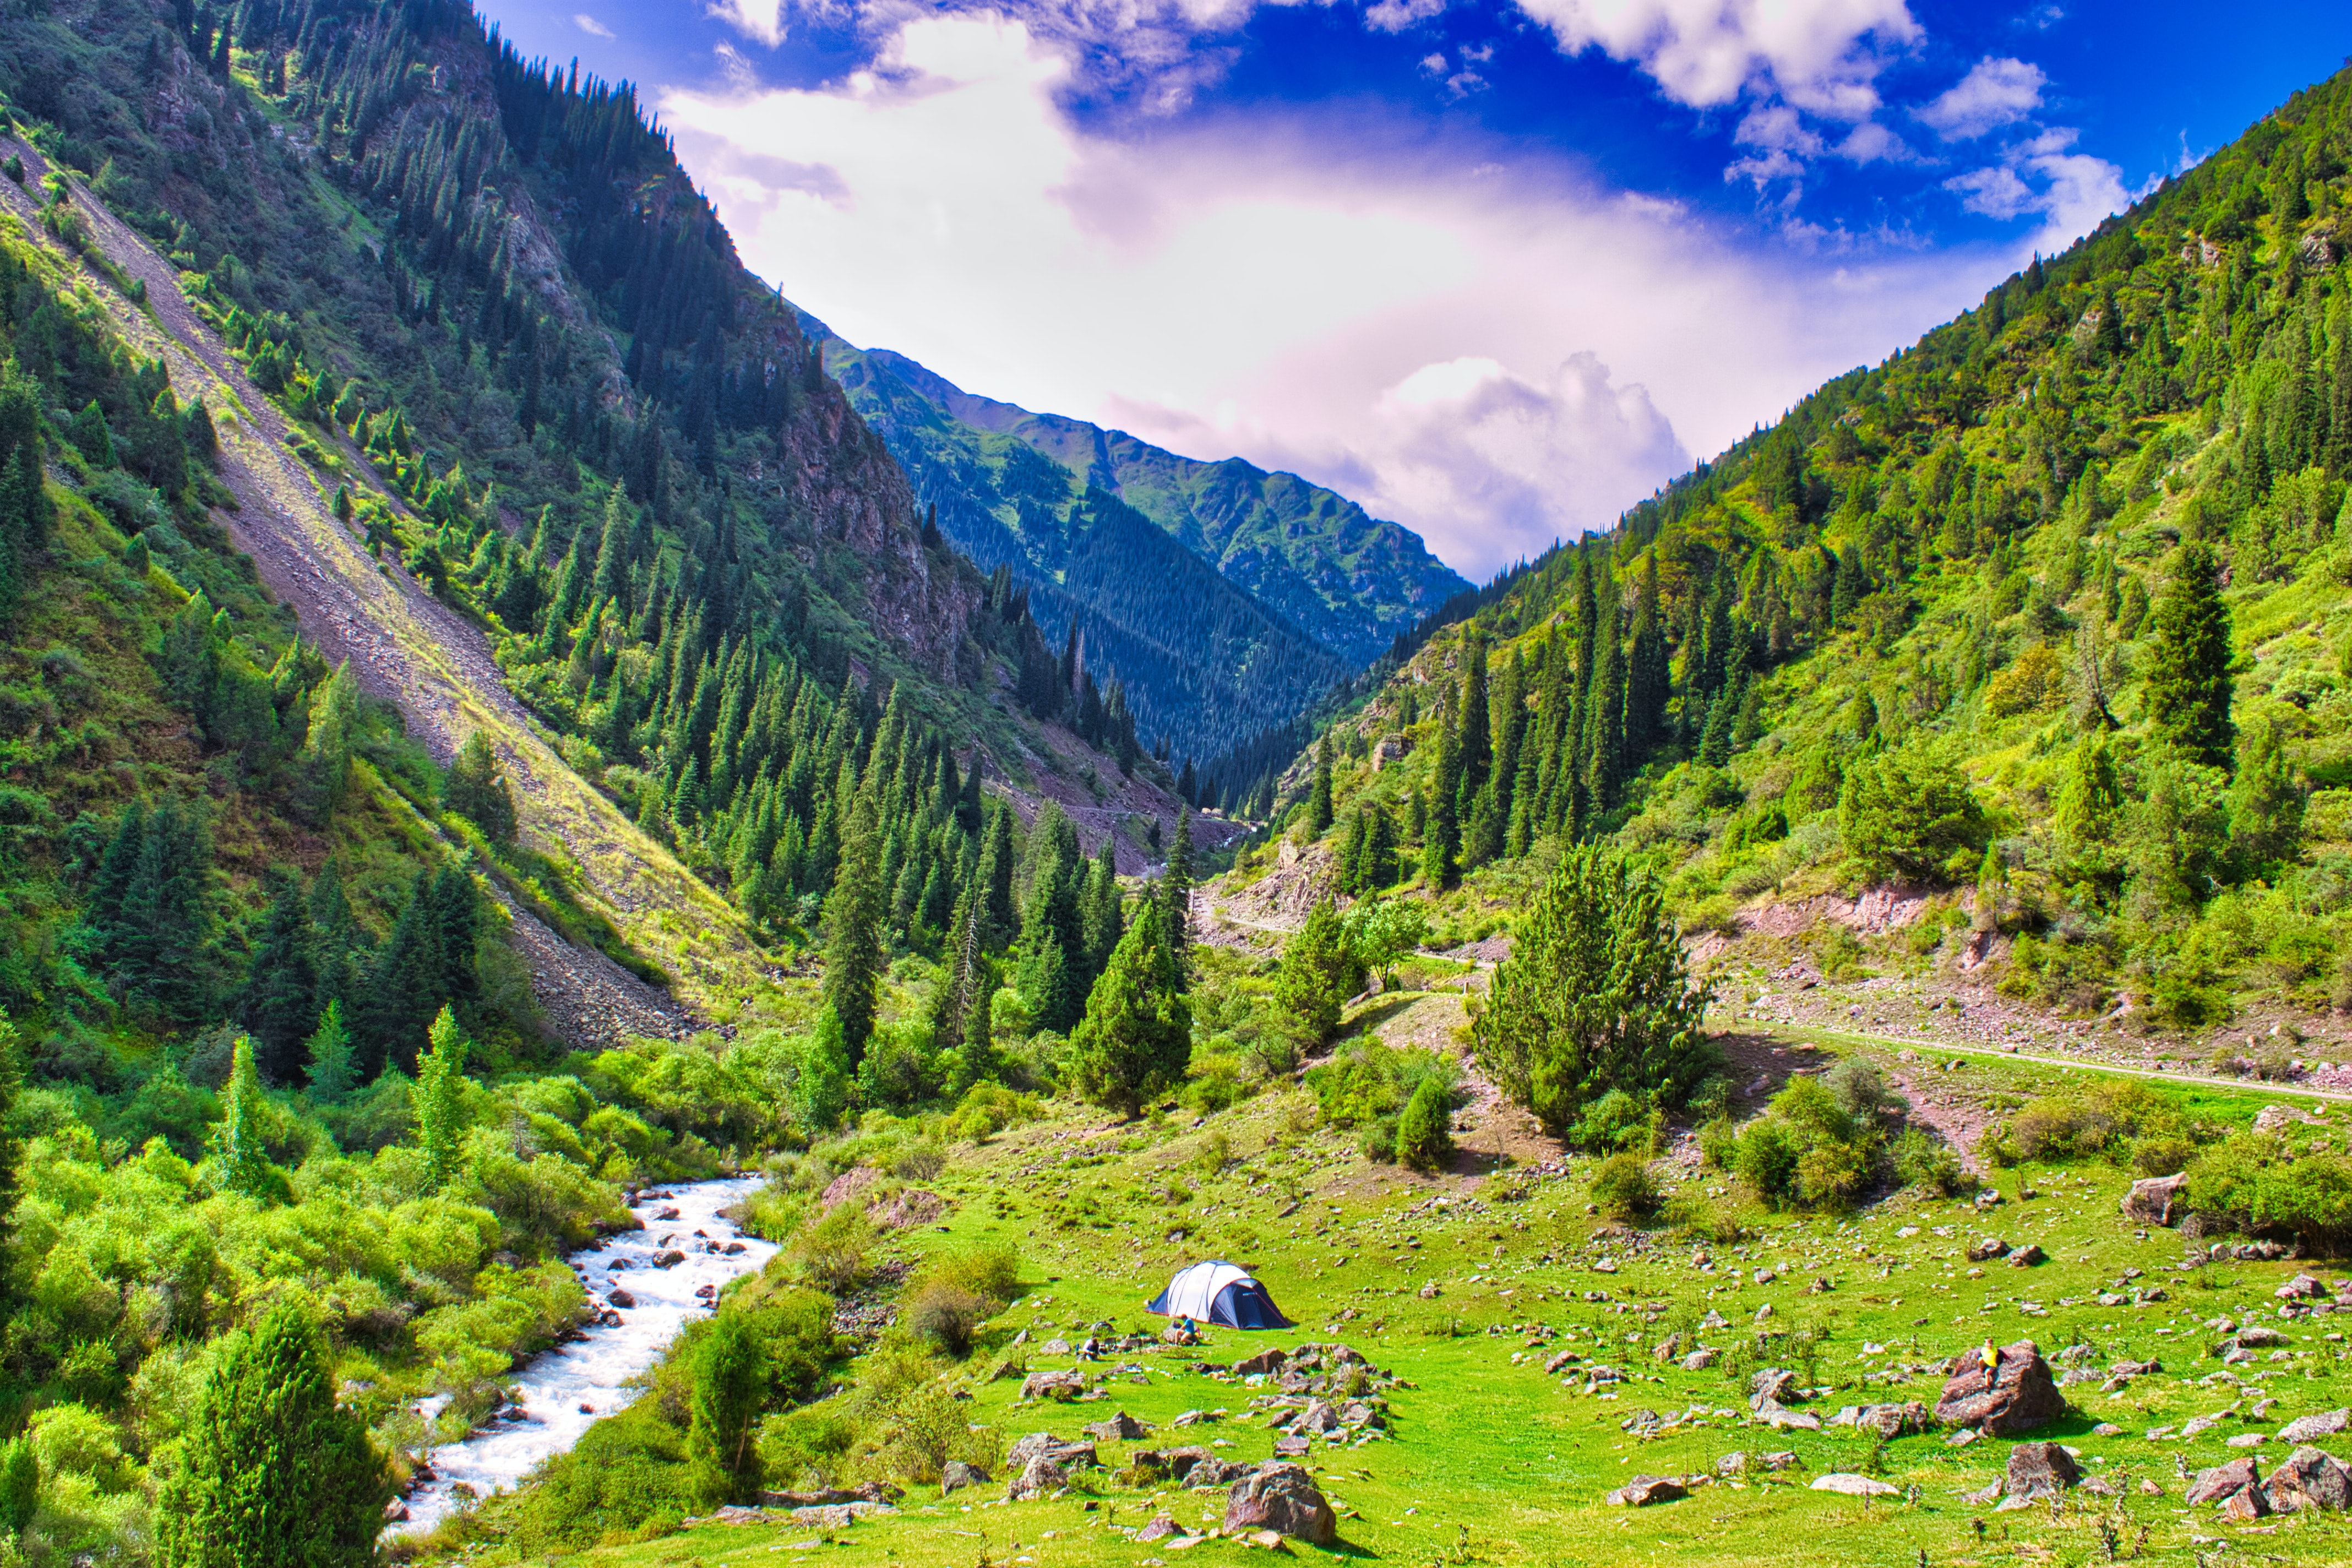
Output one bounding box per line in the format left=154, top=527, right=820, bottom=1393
left=1070, top=900, right=1191, bottom=1118
left=823, top=791, right=888, bottom=1066
left=1581, top=619, right=1626, bottom=816
left=2144, top=540, right=2235, bottom=771
left=1422, top=718, right=1460, bottom=889
left=1160, top=808, right=1194, bottom=987
left=1307, top=733, right=1335, bottom=836
left=414, top=1005, right=470, bottom=1188
left=206, top=1036, right=282, bottom=1202
left=443, top=731, right=518, bottom=843
left=240, top=870, right=319, bottom=1082
left=154, top=1302, right=389, bottom=1568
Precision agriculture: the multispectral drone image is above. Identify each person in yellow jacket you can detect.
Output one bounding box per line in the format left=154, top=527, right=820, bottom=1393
left=1979, top=1339, right=2000, bottom=1372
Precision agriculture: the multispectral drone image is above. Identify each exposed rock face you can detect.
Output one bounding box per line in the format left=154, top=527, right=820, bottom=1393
left=1084, top=1411, right=1151, bottom=1442
left=2186, top=1456, right=2263, bottom=1509
left=2263, top=1446, right=2352, bottom=1513
left=940, top=1462, right=989, bottom=1495
left=1934, top=1341, right=2066, bottom=1436
left=1019, top=1370, right=1086, bottom=1402
left=2279, top=1411, right=2351, bottom=1444
left=1006, top=1455, right=1067, bottom=1502
left=1223, top=1462, right=1338, bottom=1543
left=2122, top=1173, right=2189, bottom=1226
left=2005, top=1441, right=2082, bottom=1501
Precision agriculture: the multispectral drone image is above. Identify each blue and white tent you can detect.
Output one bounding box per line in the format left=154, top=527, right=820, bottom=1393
left=1145, top=1260, right=1293, bottom=1330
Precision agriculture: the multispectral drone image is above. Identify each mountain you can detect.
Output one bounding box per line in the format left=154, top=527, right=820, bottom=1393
left=1283, top=62, right=2352, bottom=1032
left=812, top=328, right=1471, bottom=759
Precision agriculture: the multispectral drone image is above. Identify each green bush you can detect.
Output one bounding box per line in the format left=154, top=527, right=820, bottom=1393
left=903, top=1281, right=988, bottom=1357
left=1589, top=1154, right=1659, bottom=1224
left=791, top=1204, right=874, bottom=1292
left=2185, top=1133, right=2352, bottom=1249
left=1570, top=1087, right=1659, bottom=1154
left=1394, top=1076, right=1455, bottom=1173
left=1837, top=739, right=1988, bottom=883
left=1891, top=1128, right=1971, bottom=1195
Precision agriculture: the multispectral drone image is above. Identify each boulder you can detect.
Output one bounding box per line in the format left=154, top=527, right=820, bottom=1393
left=2278, top=1273, right=2331, bottom=1301
left=1127, top=1446, right=1215, bottom=1484
left=606, top=1288, right=635, bottom=1309
left=1855, top=1402, right=1933, bottom=1439
left=651, top=1250, right=687, bottom=1269
left=1544, top=1348, right=1581, bottom=1374
left=2005, top=1244, right=2045, bottom=1267
left=1605, top=1475, right=1687, bottom=1507
left=1750, top=1368, right=1799, bottom=1410
left=1934, top=1341, right=2066, bottom=1436
left=1223, top=1462, right=1338, bottom=1544
left=1811, top=1473, right=1900, bottom=1497
left=2005, top=1441, right=2082, bottom=1501
left=1967, top=1237, right=2010, bottom=1262
left=1716, top=1452, right=1748, bottom=1477
left=2279, top=1410, right=2352, bottom=1444
left=1299, top=1399, right=1342, bottom=1434
left=1232, top=1347, right=1289, bottom=1376
left=1755, top=1402, right=1821, bottom=1431
left=1084, top=1411, right=1151, bottom=1443
left=1137, top=1513, right=1178, bottom=1543
left=2185, top=1456, right=2263, bottom=1508
left=1005, top=1455, right=1068, bottom=1502
left=1005, top=1433, right=1096, bottom=1473
left=1019, top=1370, right=1086, bottom=1403
left=1187, top=1457, right=1257, bottom=1490
left=2262, top=1445, right=2352, bottom=1513
left=1681, top=1348, right=1719, bottom=1372
left=940, top=1461, right=990, bottom=1495
left=2122, top=1172, right=2189, bottom=1226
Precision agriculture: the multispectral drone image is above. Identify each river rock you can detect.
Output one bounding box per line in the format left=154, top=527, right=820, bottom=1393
left=606, top=1288, right=635, bottom=1309
left=2121, top=1173, right=2188, bottom=1226
left=1223, top=1462, right=1338, bottom=1543
left=1934, top=1341, right=2066, bottom=1436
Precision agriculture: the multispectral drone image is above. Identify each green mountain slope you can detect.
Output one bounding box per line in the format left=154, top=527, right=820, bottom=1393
left=814, top=328, right=1470, bottom=756
left=1284, top=63, right=2352, bottom=1033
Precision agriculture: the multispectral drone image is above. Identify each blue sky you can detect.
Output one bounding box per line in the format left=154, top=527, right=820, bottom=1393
left=478, top=0, right=2352, bottom=578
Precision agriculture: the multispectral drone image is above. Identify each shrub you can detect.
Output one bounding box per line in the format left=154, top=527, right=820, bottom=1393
left=1697, top=1117, right=1740, bottom=1170
left=1394, top=1077, right=1455, bottom=1173
left=1891, top=1128, right=1970, bottom=1195
left=1822, top=1057, right=1903, bottom=1123
left=791, top=1204, right=873, bottom=1292
left=1837, top=740, right=1988, bottom=883
left=2132, top=1136, right=2196, bottom=1177
left=1571, top=1087, right=1660, bottom=1154
left=903, top=1281, right=988, bottom=1358
left=1589, top=1154, right=1659, bottom=1223
left=891, top=1142, right=946, bottom=1182
left=1735, top=1118, right=1805, bottom=1205
left=923, top=1244, right=1021, bottom=1306
left=2186, top=1133, right=2352, bottom=1250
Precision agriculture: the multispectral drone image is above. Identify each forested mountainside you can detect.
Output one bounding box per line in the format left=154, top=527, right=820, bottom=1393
left=1284, top=62, right=2352, bottom=1032
left=815, top=328, right=1469, bottom=758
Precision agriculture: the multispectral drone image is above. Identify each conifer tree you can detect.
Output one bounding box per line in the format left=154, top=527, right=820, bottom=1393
left=360, top=872, right=442, bottom=1075
left=823, top=791, right=887, bottom=1066
left=414, top=1005, right=470, bottom=1188
left=1081, top=836, right=1123, bottom=981
left=208, top=1036, right=283, bottom=1202
left=1457, top=632, right=1491, bottom=797
left=1161, top=808, right=1193, bottom=986
left=1421, top=720, right=1459, bottom=889
left=1625, top=555, right=1669, bottom=760
left=1581, top=620, right=1625, bottom=815
left=977, top=803, right=1018, bottom=950
left=241, top=870, right=318, bottom=1081
left=154, top=1302, right=388, bottom=1568
left=1276, top=897, right=1360, bottom=1048
left=1070, top=901, right=1191, bottom=1118
left=2145, top=541, right=2235, bottom=771
left=689, top=1310, right=768, bottom=1503
left=0, top=1011, right=21, bottom=1319
left=304, top=1000, right=357, bottom=1104
left=1308, top=733, right=1335, bottom=836
left=444, top=731, right=518, bottom=843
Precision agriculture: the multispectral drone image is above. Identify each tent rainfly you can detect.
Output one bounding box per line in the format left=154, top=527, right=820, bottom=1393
left=1145, top=1261, right=1293, bottom=1330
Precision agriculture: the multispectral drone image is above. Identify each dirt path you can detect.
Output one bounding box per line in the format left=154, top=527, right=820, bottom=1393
left=3, top=138, right=756, bottom=1044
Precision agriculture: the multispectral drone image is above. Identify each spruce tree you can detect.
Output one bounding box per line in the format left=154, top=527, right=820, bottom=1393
left=2145, top=540, right=2235, bottom=771
left=360, top=872, right=442, bottom=1075
left=1160, top=808, right=1193, bottom=987
left=414, top=1005, right=470, bottom=1188
left=1070, top=901, right=1191, bottom=1118
left=240, top=870, right=318, bottom=1082
left=978, top=803, right=1018, bottom=949
left=823, top=791, right=887, bottom=1066
left=1080, top=836, right=1122, bottom=983
left=1308, top=733, right=1335, bottom=836
left=206, top=1036, right=283, bottom=1202
left=0, top=1011, right=21, bottom=1319
left=304, top=1001, right=357, bottom=1103
left=298, top=662, right=360, bottom=818
left=443, top=731, right=518, bottom=843
left=1457, top=633, right=1491, bottom=796
left=1276, top=897, right=1360, bottom=1048
left=1421, top=721, right=1459, bottom=889
left=154, top=1302, right=388, bottom=1568
left=1581, top=622, right=1625, bottom=815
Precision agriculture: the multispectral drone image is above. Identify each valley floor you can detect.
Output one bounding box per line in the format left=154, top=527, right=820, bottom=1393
left=447, top=982, right=2352, bottom=1568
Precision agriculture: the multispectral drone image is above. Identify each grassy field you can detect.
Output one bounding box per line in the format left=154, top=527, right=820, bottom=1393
left=531, top=995, right=2352, bottom=1568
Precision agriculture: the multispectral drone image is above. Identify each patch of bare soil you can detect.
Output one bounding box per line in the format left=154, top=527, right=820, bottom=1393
left=2, top=137, right=745, bottom=1044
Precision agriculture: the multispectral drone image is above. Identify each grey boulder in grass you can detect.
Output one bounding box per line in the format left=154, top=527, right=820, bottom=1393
left=1934, top=1341, right=2066, bottom=1435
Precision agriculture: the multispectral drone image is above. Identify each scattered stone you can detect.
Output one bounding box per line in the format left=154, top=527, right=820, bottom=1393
left=1934, top=1341, right=2066, bottom=1436
left=2186, top=1456, right=2263, bottom=1509
left=1545, top=1349, right=1581, bottom=1375
left=1138, top=1513, right=1178, bottom=1543
left=1749, top=1369, right=1799, bottom=1411
left=1006, top=1455, right=1069, bottom=1502
left=2279, top=1274, right=2331, bottom=1301
left=2122, top=1173, right=2189, bottom=1227
left=2093, top=1423, right=2123, bottom=1438
left=1085, top=1412, right=1151, bottom=1442
left=1760, top=1451, right=1802, bottom=1471
left=1680, top=1348, right=1719, bottom=1372
left=1223, top=1462, right=1337, bottom=1544
left=1020, top=1370, right=1086, bottom=1403
left=1716, top=1452, right=1747, bottom=1476
left=1967, top=1237, right=2010, bottom=1263
left=2279, top=1411, right=2352, bottom=1444
left=2005, top=1441, right=2082, bottom=1501
left=2261, top=1445, right=2352, bottom=1513
left=651, top=1250, right=687, bottom=1269
left=1811, top=1474, right=1899, bottom=1498
left=2006, top=1244, right=2046, bottom=1268
left=606, top=1288, right=635, bottom=1309
left=1605, top=1475, right=1687, bottom=1507
left=1232, top=1349, right=1288, bottom=1376
left=941, top=1461, right=990, bottom=1495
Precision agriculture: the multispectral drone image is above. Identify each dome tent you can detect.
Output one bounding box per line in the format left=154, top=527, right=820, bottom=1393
left=1146, top=1261, right=1293, bottom=1330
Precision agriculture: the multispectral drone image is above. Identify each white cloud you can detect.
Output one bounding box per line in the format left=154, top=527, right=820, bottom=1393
left=705, top=0, right=786, bottom=48
left=662, top=13, right=2008, bottom=578
left=1917, top=56, right=2044, bottom=139
left=1943, top=124, right=2127, bottom=252
left=573, top=12, right=614, bottom=37
left=1365, top=0, right=1446, bottom=34
left=1508, top=0, right=1920, bottom=117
